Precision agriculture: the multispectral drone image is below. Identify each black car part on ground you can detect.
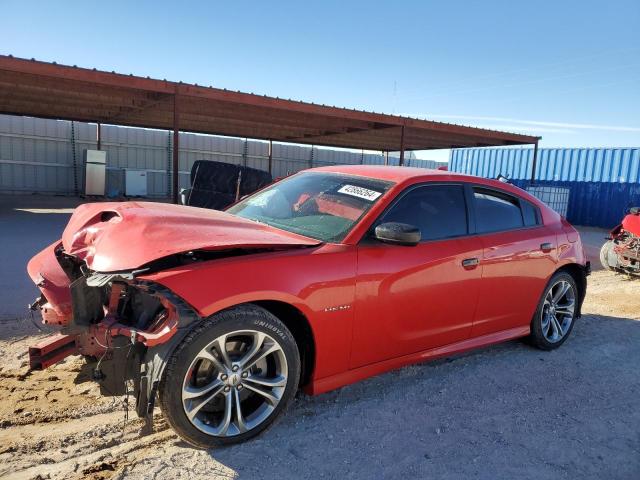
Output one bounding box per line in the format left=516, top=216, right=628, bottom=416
left=181, top=160, right=273, bottom=210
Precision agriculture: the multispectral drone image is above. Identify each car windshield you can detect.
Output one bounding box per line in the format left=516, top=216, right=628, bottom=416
left=227, top=171, right=393, bottom=242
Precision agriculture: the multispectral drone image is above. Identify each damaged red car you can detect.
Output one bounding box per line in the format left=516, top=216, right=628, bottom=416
left=600, top=207, right=640, bottom=276
left=27, top=165, right=589, bottom=447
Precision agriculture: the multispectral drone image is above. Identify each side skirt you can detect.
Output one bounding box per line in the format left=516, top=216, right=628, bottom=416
left=305, top=325, right=531, bottom=396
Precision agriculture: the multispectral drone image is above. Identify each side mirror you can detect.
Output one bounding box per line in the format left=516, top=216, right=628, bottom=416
left=374, top=222, right=421, bottom=246
left=179, top=188, right=192, bottom=206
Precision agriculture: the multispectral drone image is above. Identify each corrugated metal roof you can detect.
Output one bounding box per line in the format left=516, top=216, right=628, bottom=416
left=450, top=147, right=640, bottom=183
left=0, top=55, right=539, bottom=152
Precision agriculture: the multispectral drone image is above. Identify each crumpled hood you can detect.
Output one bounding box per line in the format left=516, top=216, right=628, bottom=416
left=62, top=202, right=320, bottom=272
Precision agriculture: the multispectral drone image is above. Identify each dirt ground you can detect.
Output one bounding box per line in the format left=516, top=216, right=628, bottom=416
left=0, top=269, right=638, bottom=480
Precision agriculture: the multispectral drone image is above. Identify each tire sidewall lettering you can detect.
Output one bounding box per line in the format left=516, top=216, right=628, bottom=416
left=253, top=318, right=287, bottom=341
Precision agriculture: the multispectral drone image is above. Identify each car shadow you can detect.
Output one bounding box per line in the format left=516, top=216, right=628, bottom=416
left=204, top=313, right=640, bottom=479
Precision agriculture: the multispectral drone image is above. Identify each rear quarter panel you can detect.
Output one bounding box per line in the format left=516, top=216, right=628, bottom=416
left=483, top=180, right=587, bottom=270
left=556, top=217, right=587, bottom=267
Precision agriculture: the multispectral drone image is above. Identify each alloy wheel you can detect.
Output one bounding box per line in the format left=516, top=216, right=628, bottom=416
left=540, top=280, right=576, bottom=343
left=181, top=329, right=288, bottom=437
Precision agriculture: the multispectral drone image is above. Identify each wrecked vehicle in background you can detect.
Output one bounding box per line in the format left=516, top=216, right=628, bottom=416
left=27, top=165, right=589, bottom=447
left=600, top=207, right=640, bottom=276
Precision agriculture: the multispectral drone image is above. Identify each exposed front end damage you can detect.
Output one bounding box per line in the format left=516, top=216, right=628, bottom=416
left=27, top=241, right=200, bottom=428
left=26, top=201, right=319, bottom=428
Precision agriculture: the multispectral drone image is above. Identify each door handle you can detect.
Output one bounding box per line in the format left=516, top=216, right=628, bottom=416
left=540, top=242, right=554, bottom=253
left=461, top=257, right=479, bottom=269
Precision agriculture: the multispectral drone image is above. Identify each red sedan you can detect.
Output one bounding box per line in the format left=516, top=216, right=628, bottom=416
left=27, top=165, right=589, bottom=447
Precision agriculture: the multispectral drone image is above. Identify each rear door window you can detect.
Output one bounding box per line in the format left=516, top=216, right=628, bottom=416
left=473, top=188, right=524, bottom=233
left=379, top=184, right=468, bottom=241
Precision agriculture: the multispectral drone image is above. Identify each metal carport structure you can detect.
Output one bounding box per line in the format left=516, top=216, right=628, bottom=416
left=0, top=55, right=540, bottom=203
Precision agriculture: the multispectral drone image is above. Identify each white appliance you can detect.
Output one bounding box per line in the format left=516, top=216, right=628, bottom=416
left=84, top=150, right=106, bottom=196
left=125, top=169, right=148, bottom=196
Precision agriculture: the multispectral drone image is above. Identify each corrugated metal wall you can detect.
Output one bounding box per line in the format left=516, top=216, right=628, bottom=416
left=450, top=147, right=640, bottom=228
left=450, top=147, right=640, bottom=183
left=0, top=114, right=444, bottom=197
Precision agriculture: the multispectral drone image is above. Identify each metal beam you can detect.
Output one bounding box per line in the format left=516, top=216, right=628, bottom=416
left=106, top=92, right=171, bottom=123
left=96, top=122, right=101, bottom=150
left=268, top=140, right=273, bottom=175
left=0, top=72, right=161, bottom=104
left=172, top=93, right=180, bottom=204
left=284, top=123, right=395, bottom=143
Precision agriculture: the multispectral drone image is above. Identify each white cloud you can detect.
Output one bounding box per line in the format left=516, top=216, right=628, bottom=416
left=468, top=124, right=577, bottom=134
left=405, top=114, right=640, bottom=133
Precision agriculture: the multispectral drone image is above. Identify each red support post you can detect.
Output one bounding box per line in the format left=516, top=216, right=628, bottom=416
left=399, top=125, right=405, bottom=166
left=96, top=122, right=101, bottom=150
left=172, top=92, right=180, bottom=204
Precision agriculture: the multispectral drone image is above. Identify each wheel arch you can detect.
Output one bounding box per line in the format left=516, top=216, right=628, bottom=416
left=249, top=300, right=316, bottom=389
left=554, top=263, right=588, bottom=317
left=151, top=295, right=317, bottom=391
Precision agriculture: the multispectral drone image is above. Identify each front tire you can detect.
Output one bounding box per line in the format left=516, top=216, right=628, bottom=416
left=159, top=305, right=300, bottom=448
left=599, top=240, right=616, bottom=271
left=529, top=272, right=578, bottom=350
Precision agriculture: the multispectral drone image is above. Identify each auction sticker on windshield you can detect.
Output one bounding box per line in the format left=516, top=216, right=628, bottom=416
left=337, top=185, right=382, bottom=201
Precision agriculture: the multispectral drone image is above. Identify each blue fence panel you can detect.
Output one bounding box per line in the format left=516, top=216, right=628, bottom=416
left=450, top=147, right=640, bottom=228
left=450, top=147, right=640, bottom=183
left=511, top=180, right=640, bottom=229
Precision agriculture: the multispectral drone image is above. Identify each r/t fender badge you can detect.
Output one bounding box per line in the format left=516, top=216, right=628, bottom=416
left=324, top=305, right=351, bottom=313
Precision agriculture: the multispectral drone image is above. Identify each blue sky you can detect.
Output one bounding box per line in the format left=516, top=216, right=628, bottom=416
left=3, top=0, right=639, bottom=161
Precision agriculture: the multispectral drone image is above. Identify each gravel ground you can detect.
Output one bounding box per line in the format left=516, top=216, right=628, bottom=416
left=0, top=269, right=638, bottom=480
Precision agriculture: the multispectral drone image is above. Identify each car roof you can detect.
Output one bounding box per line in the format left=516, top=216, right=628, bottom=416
left=310, top=164, right=453, bottom=182
left=309, top=164, right=548, bottom=210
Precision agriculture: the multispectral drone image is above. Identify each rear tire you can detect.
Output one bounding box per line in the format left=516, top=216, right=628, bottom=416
left=159, top=304, right=300, bottom=448
left=529, top=272, right=578, bottom=351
